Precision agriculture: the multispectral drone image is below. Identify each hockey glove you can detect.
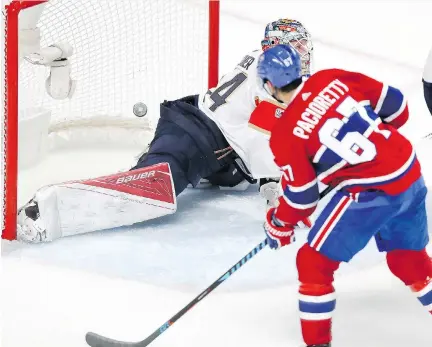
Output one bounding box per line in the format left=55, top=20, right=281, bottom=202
left=297, top=216, right=313, bottom=229
left=264, top=208, right=296, bottom=249
left=264, top=208, right=313, bottom=249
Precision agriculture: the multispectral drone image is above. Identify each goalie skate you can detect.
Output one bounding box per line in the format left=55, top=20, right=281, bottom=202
left=17, top=199, right=48, bottom=243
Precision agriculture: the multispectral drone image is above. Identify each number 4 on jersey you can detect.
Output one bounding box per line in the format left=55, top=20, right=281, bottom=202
left=206, top=72, right=247, bottom=112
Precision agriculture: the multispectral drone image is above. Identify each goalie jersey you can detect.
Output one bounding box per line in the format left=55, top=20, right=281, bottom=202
left=269, top=69, right=422, bottom=225
left=198, top=50, right=286, bottom=179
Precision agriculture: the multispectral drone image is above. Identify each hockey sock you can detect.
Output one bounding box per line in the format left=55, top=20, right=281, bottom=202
left=297, top=244, right=341, bottom=345
left=386, top=248, right=432, bottom=314
left=410, top=278, right=432, bottom=314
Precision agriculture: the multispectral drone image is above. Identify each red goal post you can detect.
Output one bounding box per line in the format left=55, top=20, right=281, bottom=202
left=2, top=0, right=220, bottom=240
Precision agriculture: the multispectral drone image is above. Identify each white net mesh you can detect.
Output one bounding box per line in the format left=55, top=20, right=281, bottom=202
left=19, top=0, right=209, bottom=130
left=2, top=0, right=213, bottom=240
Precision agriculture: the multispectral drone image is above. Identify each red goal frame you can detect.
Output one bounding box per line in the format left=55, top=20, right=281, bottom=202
left=2, top=0, right=220, bottom=240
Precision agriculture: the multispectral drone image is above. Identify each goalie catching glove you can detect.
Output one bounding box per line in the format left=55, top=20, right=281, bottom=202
left=259, top=178, right=280, bottom=209
left=264, top=207, right=312, bottom=249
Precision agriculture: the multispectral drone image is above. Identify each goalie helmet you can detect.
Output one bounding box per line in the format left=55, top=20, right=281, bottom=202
left=261, top=19, right=313, bottom=76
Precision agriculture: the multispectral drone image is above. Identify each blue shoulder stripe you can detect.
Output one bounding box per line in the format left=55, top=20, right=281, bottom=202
left=376, top=86, right=405, bottom=120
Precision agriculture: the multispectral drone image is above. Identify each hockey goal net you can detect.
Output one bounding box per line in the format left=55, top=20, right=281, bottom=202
left=2, top=0, right=220, bottom=240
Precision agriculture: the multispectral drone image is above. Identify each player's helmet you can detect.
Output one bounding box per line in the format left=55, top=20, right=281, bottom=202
left=261, top=19, right=313, bottom=76
left=257, top=44, right=302, bottom=88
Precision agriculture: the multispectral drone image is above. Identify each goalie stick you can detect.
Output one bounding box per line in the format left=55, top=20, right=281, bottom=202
left=85, top=187, right=333, bottom=347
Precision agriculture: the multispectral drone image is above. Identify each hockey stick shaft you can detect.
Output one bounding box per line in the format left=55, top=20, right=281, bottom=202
left=85, top=187, right=332, bottom=347
left=85, top=239, right=268, bottom=347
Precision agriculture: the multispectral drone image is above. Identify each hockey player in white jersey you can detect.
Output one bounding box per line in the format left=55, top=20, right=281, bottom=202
left=17, top=19, right=314, bottom=243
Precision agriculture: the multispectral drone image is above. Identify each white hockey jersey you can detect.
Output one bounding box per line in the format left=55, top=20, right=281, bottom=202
left=198, top=50, right=286, bottom=179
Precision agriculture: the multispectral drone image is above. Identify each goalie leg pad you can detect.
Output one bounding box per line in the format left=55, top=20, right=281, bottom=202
left=134, top=149, right=191, bottom=197
left=17, top=163, right=176, bottom=242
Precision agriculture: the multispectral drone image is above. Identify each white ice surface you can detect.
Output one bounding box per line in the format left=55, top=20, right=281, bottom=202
left=2, top=2, right=432, bottom=347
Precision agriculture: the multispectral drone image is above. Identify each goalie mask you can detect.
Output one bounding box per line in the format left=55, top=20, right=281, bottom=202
left=261, top=19, right=313, bottom=77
